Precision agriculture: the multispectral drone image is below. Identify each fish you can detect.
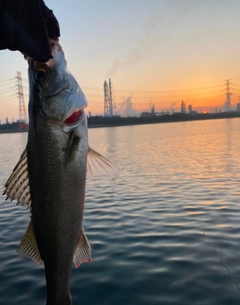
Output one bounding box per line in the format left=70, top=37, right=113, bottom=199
left=3, top=42, right=117, bottom=305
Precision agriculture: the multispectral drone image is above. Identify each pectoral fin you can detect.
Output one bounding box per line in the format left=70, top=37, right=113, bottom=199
left=64, top=131, right=81, bottom=167
left=17, top=219, right=41, bottom=264
left=73, top=230, right=92, bottom=268
left=87, top=147, right=118, bottom=179
left=3, top=147, right=31, bottom=209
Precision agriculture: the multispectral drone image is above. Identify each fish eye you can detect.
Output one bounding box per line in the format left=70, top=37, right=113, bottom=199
left=34, top=70, right=46, bottom=82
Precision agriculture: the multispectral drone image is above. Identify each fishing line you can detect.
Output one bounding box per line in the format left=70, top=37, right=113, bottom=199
left=201, top=227, right=240, bottom=292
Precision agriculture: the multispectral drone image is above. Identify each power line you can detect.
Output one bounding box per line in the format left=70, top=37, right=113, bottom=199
left=84, top=84, right=223, bottom=94
left=86, top=91, right=224, bottom=101
left=0, top=96, right=16, bottom=103
left=0, top=78, right=14, bottom=84
left=0, top=87, right=17, bottom=94
left=0, top=80, right=230, bottom=99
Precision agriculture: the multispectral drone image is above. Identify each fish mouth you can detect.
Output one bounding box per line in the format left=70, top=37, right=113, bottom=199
left=29, top=40, right=63, bottom=81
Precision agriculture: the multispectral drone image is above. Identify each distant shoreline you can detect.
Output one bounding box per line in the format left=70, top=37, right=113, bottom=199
left=0, top=112, right=240, bottom=134
left=87, top=112, right=240, bottom=128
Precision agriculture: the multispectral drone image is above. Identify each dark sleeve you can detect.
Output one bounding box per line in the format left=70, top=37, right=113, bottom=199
left=0, top=0, right=8, bottom=50
left=0, top=0, right=60, bottom=62
left=40, top=1, right=60, bottom=39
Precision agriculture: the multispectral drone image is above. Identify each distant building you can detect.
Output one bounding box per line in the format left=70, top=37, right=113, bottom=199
left=188, top=105, right=192, bottom=114
left=141, top=112, right=151, bottom=118
left=188, top=105, right=197, bottom=114
left=181, top=101, right=186, bottom=114
left=141, top=105, right=156, bottom=118
left=151, top=105, right=155, bottom=115
left=191, top=110, right=198, bottom=114
left=237, top=103, right=240, bottom=112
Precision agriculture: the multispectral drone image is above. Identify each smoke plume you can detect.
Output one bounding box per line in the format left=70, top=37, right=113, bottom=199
left=117, top=96, right=139, bottom=117
left=105, top=10, right=160, bottom=78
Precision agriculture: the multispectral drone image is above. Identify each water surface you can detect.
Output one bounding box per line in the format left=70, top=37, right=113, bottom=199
left=1, top=118, right=240, bottom=304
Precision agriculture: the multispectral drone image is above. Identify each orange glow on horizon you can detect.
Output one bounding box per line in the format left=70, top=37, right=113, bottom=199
left=0, top=80, right=235, bottom=122
left=87, top=91, right=228, bottom=116
left=84, top=79, right=230, bottom=116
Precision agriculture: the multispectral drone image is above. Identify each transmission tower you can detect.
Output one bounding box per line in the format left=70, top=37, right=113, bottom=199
left=224, top=79, right=232, bottom=112
left=16, top=71, right=28, bottom=129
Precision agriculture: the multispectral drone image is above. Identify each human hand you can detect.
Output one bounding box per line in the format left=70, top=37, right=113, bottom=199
left=0, top=0, right=60, bottom=62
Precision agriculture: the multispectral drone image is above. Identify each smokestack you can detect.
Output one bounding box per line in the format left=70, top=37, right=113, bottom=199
left=103, top=79, right=114, bottom=117
left=108, top=78, right=113, bottom=117
left=103, top=80, right=109, bottom=117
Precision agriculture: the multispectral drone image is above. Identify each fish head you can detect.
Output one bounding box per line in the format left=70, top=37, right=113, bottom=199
left=28, top=41, right=88, bottom=137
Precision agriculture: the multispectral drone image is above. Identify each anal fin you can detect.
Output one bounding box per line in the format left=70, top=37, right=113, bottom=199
left=17, top=219, right=41, bottom=264
left=73, top=230, right=92, bottom=268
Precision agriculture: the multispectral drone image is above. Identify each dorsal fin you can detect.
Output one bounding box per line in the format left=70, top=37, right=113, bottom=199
left=3, top=148, right=31, bottom=208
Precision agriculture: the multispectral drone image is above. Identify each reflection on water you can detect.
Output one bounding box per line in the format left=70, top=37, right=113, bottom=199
left=1, top=118, right=240, bottom=304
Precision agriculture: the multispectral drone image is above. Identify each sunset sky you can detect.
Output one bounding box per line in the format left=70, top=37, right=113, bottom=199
left=1, top=0, right=240, bottom=122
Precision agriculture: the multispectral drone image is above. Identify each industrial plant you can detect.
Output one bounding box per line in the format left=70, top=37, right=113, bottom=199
left=1, top=76, right=240, bottom=133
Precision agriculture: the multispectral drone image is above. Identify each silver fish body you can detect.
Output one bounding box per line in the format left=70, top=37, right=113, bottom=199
left=4, top=43, right=117, bottom=305
left=28, top=105, right=88, bottom=304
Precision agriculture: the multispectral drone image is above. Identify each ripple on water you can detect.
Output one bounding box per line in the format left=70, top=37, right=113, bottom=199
left=2, top=121, right=240, bottom=304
